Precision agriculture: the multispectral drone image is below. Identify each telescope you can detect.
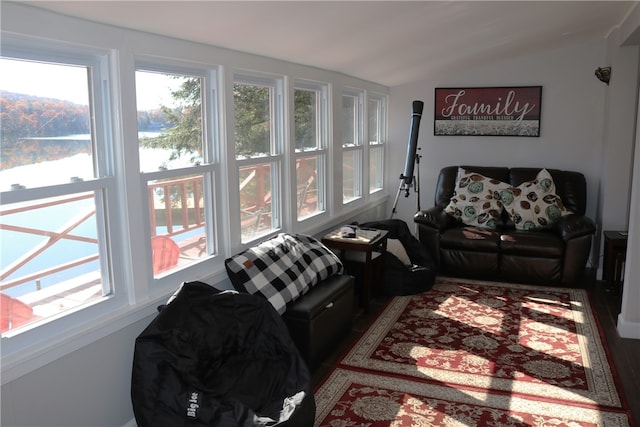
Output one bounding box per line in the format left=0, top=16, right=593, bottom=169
left=391, top=100, right=424, bottom=219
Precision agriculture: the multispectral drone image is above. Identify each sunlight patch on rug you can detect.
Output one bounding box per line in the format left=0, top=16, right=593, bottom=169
left=339, top=277, right=621, bottom=408
left=314, top=368, right=631, bottom=427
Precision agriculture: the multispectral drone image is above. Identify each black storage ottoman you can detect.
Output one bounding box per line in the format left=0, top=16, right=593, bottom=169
left=283, top=274, right=355, bottom=371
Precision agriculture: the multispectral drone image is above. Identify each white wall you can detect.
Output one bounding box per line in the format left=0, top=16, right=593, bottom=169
left=616, top=4, right=640, bottom=339
left=619, top=98, right=640, bottom=339
left=1, top=316, right=154, bottom=427
left=599, top=33, right=638, bottom=236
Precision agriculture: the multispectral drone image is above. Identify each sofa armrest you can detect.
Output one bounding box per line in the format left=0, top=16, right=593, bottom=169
left=414, top=208, right=455, bottom=267
left=414, top=207, right=454, bottom=231
left=554, top=214, right=596, bottom=241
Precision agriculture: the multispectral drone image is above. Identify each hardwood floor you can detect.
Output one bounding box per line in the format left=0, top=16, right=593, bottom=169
left=589, top=278, right=640, bottom=423
left=311, top=275, right=640, bottom=424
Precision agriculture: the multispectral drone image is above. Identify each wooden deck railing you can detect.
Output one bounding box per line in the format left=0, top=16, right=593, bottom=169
left=1, top=160, right=317, bottom=294
left=0, top=193, right=98, bottom=292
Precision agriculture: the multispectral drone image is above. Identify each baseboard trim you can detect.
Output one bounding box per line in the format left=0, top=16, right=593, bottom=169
left=617, top=314, right=640, bottom=339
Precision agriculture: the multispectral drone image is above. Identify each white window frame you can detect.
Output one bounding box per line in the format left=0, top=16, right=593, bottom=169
left=0, top=38, right=129, bottom=374
left=134, top=61, right=222, bottom=292
left=368, top=93, right=387, bottom=194
left=292, top=79, right=329, bottom=224
left=232, top=71, right=285, bottom=245
left=342, top=89, right=364, bottom=204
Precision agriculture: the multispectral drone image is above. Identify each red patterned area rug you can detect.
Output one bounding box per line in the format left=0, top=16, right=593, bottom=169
left=314, top=277, right=634, bottom=426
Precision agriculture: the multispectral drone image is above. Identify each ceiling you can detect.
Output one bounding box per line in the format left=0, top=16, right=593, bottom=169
left=22, top=1, right=637, bottom=87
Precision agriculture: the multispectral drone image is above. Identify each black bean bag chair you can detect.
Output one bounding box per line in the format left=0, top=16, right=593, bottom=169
left=131, top=281, right=315, bottom=427
left=360, top=219, right=437, bottom=295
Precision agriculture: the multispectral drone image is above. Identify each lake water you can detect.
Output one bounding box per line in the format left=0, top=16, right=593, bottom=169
left=1, top=135, right=200, bottom=298
left=1, top=194, right=202, bottom=298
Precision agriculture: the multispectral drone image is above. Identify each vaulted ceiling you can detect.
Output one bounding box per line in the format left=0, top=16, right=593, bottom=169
left=23, top=1, right=637, bottom=86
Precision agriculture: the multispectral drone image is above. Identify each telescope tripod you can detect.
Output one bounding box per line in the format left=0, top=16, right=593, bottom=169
left=390, top=150, right=421, bottom=219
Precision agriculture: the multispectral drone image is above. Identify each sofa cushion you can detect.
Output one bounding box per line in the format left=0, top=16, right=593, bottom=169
left=501, top=169, right=571, bottom=230
left=440, top=227, right=501, bottom=251
left=225, top=233, right=343, bottom=314
left=440, top=249, right=499, bottom=278
left=498, top=231, right=564, bottom=257
left=444, top=168, right=510, bottom=230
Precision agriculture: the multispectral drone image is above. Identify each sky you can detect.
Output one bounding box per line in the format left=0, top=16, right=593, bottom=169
left=0, top=58, right=182, bottom=111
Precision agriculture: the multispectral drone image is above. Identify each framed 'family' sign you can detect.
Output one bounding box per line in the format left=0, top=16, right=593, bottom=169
left=434, top=86, right=542, bottom=137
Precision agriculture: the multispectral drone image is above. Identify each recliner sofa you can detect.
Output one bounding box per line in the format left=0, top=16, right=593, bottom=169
left=414, top=166, right=596, bottom=286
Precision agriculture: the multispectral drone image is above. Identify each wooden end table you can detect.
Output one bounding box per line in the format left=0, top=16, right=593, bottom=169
left=602, top=230, right=628, bottom=293
left=321, top=229, right=388, bottom=312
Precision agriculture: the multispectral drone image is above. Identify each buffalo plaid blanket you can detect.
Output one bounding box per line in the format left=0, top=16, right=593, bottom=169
left=225, top=233, right=344, bottom=314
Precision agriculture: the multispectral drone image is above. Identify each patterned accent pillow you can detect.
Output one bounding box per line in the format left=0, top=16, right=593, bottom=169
left=444, top=168, right=510, bottom=230
left=225, top=233, right=343, bottom=314
left=500, top=168, right=572, bottom=230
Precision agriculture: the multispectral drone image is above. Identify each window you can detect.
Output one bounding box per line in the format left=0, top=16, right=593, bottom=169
left=294, top=81, right=328, bottom=220
left=135, top=68, right=216, bottom=277
left=0, top=55, right=114, bottom=333
left=368, top=94, right=387, bottom=193
left=342, top=90, right=363, bottom=203
left=0, top=19, right=391, bottom=383
left=234, top=73, right=284, bottom=243
left=0, top=40, right=388, bottom=341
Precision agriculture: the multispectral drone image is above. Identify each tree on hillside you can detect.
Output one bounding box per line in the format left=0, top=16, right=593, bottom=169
left=294, top=89, right=315, bottom=151
left=0, top=93, right=90, bottom=145
left=140, top=79, right=315, bottom=160
left=1, top=93, right=92, bottom=168
left=140, top=78, right=202, bottom=163
left=233, top=84, right=270, bottom=157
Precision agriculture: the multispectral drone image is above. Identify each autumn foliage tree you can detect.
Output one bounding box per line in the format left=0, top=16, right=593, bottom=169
left=0, top=92, right=91, bottom=168
left=1, top=92, right=90, bottom=143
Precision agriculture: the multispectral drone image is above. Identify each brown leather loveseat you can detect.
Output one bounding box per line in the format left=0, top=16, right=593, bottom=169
left=414, top=166, right=596, bottom=286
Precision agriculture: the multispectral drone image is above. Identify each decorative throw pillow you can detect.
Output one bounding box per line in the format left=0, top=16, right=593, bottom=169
left=501, top=168, right=571, bottom=230
left=444, top=168, right=510, bottom=230
left=225, top=233, right=343, bottom=314
left=386, top=238, right=412, bottom=266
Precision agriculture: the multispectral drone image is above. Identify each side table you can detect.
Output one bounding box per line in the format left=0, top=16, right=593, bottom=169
left=602, top=230, right=628, bottom=292
left=321, top=229, right=388, bottom=312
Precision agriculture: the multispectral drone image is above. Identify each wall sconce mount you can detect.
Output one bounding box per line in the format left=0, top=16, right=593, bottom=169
left=595, top=67, right=611, bottom=85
